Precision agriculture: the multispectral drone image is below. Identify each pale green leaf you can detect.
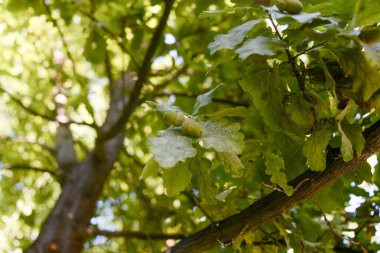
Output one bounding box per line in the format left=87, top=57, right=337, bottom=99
left=146, top=101, right=183, bottom=113
left=235, top=36, right=282, bottom=59
left=266, top=6, right=321, bottom=23
left=218, top=152, right=245, bottom=178
left=303, top=124, right=331, bottom=171
left=193, top=85, right=221, bottom=115
left=200, top=121, right=245, bottom=154
left=264, top=151, right=293, bottom=196
left=190, top=157, right=217, bottom=203
left=207, top=106, right=253, bottom=120
left=163, top=162, right=192, bottom=196
left=147, top=130, right=197, bottom=169
left=337, top=122, right=353, bottom=162
left=215, top=186, right=237, bottom=201
left=139, top=158, right=160, bottom=180
left=208, top=20, right=260, bottom=55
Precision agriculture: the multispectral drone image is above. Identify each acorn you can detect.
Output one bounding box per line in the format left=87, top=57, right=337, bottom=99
left=359, top=28, right=380, bottom=45
left=162, top=111, right=185, bottom=126
left=276, top=0, right=303, bottom=14
left=181, top=118, right=203, bottom=137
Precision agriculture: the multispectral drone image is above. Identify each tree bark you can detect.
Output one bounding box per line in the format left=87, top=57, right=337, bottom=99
left=166, top=122, right=380, bottom=253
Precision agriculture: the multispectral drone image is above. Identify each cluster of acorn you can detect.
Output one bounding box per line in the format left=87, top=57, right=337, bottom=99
left=162, top=111, right=203, bottom=137
left=254, top=0, right=303, bottom=14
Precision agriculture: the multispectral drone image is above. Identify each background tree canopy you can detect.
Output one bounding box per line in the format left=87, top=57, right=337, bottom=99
left=1, top=0, right=380, bottom=252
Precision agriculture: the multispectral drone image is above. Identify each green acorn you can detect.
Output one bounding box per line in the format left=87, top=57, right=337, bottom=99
left=182, top=118, right=203, bottom=137
left=162, top=111, right=185, bottom=126
left=276, top=0, right=303, bottom=14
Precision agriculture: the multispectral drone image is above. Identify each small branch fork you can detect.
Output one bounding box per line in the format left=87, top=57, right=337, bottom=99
left=266, top=11, right=305, bottom=91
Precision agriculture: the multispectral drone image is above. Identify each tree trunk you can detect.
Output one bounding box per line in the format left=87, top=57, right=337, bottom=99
left=26, top=72, right=130, bottom=253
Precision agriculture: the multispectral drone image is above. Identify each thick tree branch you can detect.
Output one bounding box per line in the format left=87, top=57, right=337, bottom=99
left=97, top=0, right=175, bottom=143
left=166, top=122, right=380, bottom=253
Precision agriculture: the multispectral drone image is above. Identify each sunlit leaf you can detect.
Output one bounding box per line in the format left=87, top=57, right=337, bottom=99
left=193, top=84, right=221, bottom=115
left=200, top=121, right=245, bottom=154
left=147, top=130, right=197, bottom=169
left=208, top=20, right=261, bottom=55
left=235, top=36, right=282, bottom=59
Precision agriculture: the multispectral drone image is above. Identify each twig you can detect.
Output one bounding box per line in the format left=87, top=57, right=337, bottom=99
left=292, top=42, right=328, bottom=59
left=282, top=216, right=306, bottom=252
left=184, top=191, right=215, bottom=224
left=313, top=199, right=367, bottom=253
left=259, top=180, right=285, bottom=193
left=266, top=11, right=304, bottom=91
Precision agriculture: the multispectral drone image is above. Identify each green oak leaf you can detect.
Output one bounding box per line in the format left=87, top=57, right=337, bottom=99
left=235, top=36, right=282, bottom=59
left=208, top=20, right=260, bottom=54
left=356, top=162, right=373, bottom=184
left=193, top=84, right=221, bottom=115
left=218, top=152, right=245, bottom=178
left=207, top=106, right=253, bottom=120
left=264, top=151, right=293, bottom=196
left=200, top=121, right=245, bottom=154
left=147, top=130, right=197, bottom=169
left=337, top=122, right=353, bottom=162
left=190, top=157, right=217, bottom=203
left=163, top=162, right=192, bottom=197
left=341, top=121, right=365, bottom=157
left=303, top=124, right=331, bottom=171
left=139, top=158, right=160, bottom=180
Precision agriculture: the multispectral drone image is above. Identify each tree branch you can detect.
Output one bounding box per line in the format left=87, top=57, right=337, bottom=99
left=166, top=122, right=380, bottom=253
left=2, top=164, right=57, bottom=177
left=86, top=227, right=185, bottom=240
left=266, top=11, right=305, bottom=91
left=97, top=0, right=176, bottom=143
